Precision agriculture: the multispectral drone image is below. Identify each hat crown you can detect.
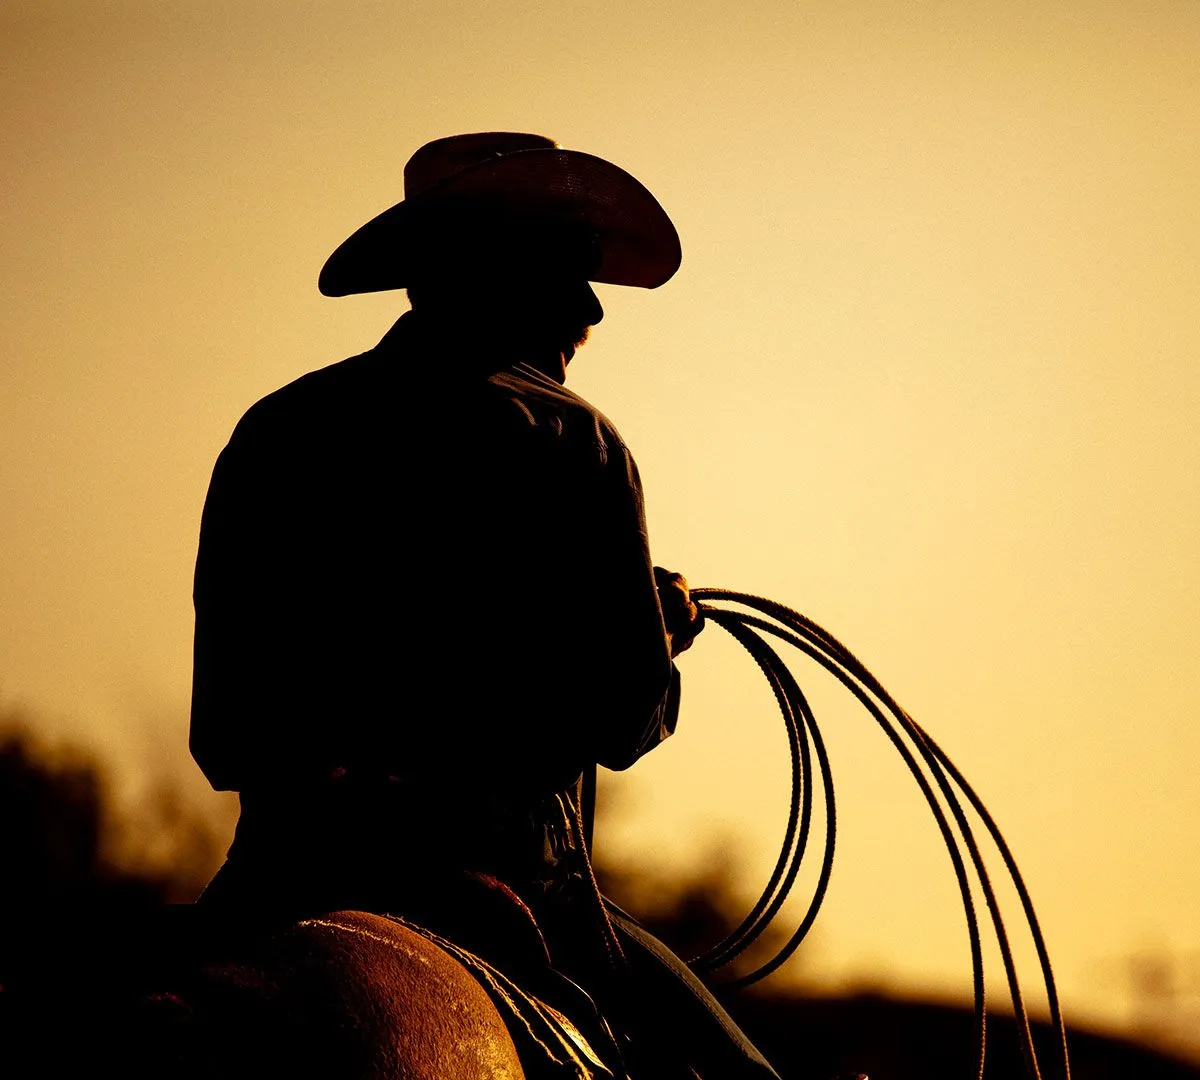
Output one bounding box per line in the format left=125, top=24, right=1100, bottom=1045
left=320, top=132, right=680, bottom=295
left=404, top=132, right=559, bottom=200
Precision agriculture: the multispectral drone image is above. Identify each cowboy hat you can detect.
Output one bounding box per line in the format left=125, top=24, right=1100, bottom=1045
left=318, top=132, right=681, bottom=296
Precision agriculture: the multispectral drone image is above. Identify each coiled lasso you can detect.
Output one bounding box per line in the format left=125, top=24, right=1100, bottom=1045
left=682, top=589, right=1071, bottom=1080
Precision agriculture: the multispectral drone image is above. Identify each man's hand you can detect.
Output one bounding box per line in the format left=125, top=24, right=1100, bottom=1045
left=654, top=567, right=705, bottom=658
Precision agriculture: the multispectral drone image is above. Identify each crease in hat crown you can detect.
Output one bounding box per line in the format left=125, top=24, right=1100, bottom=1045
left=403, top=132, right=560, bottom=200
left=318, top=130, right=681, bottom=295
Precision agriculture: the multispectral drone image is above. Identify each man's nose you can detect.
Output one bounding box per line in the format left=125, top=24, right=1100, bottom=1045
left=581, top=283, right=604, bottom=326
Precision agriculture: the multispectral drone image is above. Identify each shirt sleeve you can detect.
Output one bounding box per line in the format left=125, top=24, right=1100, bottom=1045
left=570, top=435, right=680, bottom=771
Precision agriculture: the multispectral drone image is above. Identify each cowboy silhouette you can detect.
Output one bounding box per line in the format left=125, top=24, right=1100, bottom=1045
left=187, top=133, right=780, bottom=1079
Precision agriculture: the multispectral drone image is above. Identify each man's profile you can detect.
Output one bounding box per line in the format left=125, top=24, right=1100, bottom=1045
left=184, top=132, right=779, bottom=1079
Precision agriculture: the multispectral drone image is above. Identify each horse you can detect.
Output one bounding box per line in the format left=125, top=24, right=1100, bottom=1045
left=0, top=753, right=783, bottom=1079
left=2, top=901, right=632, bottom=1079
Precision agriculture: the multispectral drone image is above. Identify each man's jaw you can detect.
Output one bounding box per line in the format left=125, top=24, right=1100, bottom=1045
left=538, top=324, right=591, bottom=382
left=480, top=318, right=592, bottom=382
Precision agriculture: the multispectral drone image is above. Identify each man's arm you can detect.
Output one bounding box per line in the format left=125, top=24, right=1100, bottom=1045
left=572, top=441, right=701, bottom=771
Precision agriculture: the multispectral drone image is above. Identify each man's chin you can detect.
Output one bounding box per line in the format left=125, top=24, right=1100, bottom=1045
left=548, top=326, right=590, bottom=364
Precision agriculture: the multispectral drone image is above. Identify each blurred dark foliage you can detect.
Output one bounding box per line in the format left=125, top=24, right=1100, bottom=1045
left=0, top=724, right=218, bottom=906
left=1, top=718, right=1197, bottom=1079
left=0, top=718, right=219, bottom=1005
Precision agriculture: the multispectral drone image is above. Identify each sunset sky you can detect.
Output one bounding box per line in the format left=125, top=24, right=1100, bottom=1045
left=3, top=0, right=1199, bottom=1057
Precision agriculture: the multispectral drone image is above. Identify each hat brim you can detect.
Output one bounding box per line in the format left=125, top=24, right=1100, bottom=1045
left=318, top=149, right=681, bottom=296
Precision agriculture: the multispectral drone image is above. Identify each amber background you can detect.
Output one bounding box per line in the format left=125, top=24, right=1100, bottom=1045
left=3, top=0, right=1198, bottom=1058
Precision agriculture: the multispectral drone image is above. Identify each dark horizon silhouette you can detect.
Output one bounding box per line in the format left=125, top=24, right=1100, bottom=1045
left=2, top=718, right=1195, bottom=1080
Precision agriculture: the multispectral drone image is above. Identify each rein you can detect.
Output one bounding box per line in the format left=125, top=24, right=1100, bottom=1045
left=678, top=589, right=1071, bottom=1080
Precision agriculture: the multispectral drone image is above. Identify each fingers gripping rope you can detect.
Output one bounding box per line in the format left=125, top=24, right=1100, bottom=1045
left=686, top=589, right=1071, bottom=1080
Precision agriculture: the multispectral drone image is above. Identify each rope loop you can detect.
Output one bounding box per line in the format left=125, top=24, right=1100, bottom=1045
left=683, top=589, right=1071, bottom=1080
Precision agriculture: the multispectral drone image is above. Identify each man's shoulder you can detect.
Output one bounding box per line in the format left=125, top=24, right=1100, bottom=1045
left=218, top=332, right=634, bottom=479
left=231, top=349, right=387, bottom=440
left=488, top=363, right=630, bottom=466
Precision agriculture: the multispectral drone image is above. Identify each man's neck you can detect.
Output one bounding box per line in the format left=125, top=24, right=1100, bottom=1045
left=401, top=307, right=571, bottom=383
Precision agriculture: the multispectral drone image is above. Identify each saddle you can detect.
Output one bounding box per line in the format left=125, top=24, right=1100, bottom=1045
left=354, top=867, right=780, bottom=1080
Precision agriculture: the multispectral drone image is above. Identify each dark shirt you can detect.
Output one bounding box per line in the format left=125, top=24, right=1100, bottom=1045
left=190, top=312, right=679, bottom=794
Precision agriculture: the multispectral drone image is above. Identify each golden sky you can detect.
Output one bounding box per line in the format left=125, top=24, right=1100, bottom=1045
left=3, top=0, right=1199, bottom=1055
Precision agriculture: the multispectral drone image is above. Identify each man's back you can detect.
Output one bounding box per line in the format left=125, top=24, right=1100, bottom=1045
left=190, top=312, right=676, bottom=794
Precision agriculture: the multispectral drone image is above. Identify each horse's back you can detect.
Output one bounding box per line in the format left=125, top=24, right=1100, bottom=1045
left=201, top=910, right=528, bottom=1079
left=7, top=908, right=526, bottom=1080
